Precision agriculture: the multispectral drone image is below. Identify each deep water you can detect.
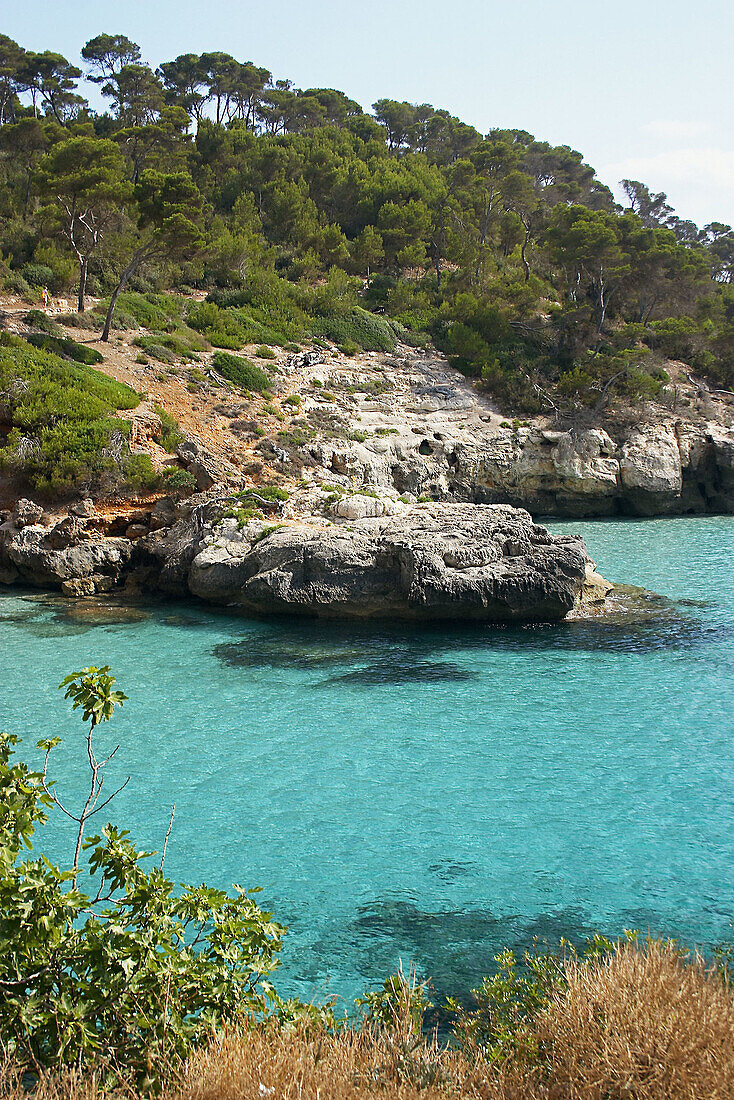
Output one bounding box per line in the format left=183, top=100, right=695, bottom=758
left=1, top=517, right=733, bottom=1009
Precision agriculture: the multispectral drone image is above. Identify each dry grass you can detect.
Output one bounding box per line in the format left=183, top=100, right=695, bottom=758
left=3, top=940, right=733, bottom=1100
left=527, top=938, right=734, bottom=1099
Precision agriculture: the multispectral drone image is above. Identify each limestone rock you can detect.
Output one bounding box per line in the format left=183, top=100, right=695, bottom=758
left=331, top=494, right=404, bottom=520
left=619, top=427, right=682, bottom=511
left=70, top=498, right=96, bottom=518
left=177, top=438, right=239, bottom=490
left=129, top=406, right=162, bottom=448
left=148, top=496, right=176, bottom=531
left=0, top=521, right=133, bottom=592
left=187, top=502, right=596, bottom=622
left=13, top=499, right=44, bottom=528
left=286, top=349, right=324, bottom=373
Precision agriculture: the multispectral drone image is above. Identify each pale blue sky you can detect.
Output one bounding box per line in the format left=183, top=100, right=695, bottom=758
left=5, top=0, right=732, bottom=226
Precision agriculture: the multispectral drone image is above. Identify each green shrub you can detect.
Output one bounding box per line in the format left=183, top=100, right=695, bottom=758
left=311, top=307, right=400, bottom=352
left=161, top=466, right=197, bottom=492
left=2, top=271, right=32, bottom=298
left=134, top=329, right=208, bottom=361
left=0, top=336, right=139, bottom=492
left=124, top=453, right=161, bottom=491
left=142, top=343, right=176, bottom=364
left=23, top=310, right=63, bottom=337
left=25, top=333, right=104, bottom=365
left=57, top=311, right=102, bottom=332
left=255, top=344, right=277, bottom=359
left=211, top=350, right=272, bottom=394
left=155, top=406, right=184, bottom=453
left=225, top=504, right=262, bottom=527
left=0, top=671, right=284, bottom=1087
left=21, top=263, right=55, bottom=290
left=251, top=523, right=285, bottom=544
left=187, top=301, right=248, bottom=349
left=95, top=292, right=185, bottom=332
left=283, top=393, right=301, bottom=407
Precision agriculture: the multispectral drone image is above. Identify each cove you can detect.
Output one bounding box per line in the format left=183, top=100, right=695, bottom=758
left=1, top=516, right=733, bottom=1008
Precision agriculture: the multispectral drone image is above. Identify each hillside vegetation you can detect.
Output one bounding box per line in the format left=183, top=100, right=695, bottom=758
left=0, top=30, right=733, bottom=429
left=0, top=335, right=141, bottom=492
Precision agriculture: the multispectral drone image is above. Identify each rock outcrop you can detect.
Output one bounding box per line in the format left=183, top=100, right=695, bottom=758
left=0, top=497, right=611, bottom=622
left=153, top=500, right=609, bottom=622
left=303, top=419, right=734, bottom=518
left=258, top=346, right=734, bottom=517
left=0, top=517, right=134, bottom=595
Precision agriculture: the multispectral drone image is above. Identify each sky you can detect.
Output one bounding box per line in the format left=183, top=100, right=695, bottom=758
left=5, top=0, right=733, bottom=227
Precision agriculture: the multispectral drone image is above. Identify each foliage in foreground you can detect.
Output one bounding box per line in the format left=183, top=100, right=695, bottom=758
left=2, top=940, right=733, bottom=1099
left=0, top=668, right=285, bottom=1089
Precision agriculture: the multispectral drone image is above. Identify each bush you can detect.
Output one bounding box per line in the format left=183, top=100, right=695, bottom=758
left=23, top=310, right=63, bottom=337
left=20, top=263, right=55, bottom=290
left=94, top=292, right=185, bottom=332
left=124, top=453, right=161, bottom=491
left=57, top=311, right=102, bottom=332
left=155, top=406, right=184, bottom=453
left=2, top=271, right=32, bottom=298
left=187, top=301, right=248, bottom=349
left=311, top=307, right=400, bottom=352
left=0, top=670, right=284, bottom=1088
left=25, top=333, right=104, bottom=365
left=211, top=350, right=272, bottom=393
left=0, top=336, right=139, bottom=492
left=255, top=344, right=277, bottom=359
left=138, top=342, right=176, bottom=364
left=161, top=466, right=197, bottom=492
left=134, top=329, right=208, bottom=361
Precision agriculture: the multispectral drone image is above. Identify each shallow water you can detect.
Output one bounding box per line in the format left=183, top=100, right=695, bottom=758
left=1, top=517, right=733, bottom=1007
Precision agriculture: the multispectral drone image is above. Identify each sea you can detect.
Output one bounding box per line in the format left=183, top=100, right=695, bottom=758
left=1, top=516, right=732, bottom=1009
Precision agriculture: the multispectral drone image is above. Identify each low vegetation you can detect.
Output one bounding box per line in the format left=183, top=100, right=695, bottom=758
left=0, top=336, right=140, bottom=492
left=211, top=350, right=273, bottom=393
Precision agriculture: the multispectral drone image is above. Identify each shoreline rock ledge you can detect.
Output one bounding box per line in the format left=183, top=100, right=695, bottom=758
left=1, top=498, right=612, bottom=622
left=153, top=501, right=611, bottom=622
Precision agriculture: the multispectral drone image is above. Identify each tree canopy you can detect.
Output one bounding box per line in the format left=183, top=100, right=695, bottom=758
left=1, top=29, right=732, bottom=410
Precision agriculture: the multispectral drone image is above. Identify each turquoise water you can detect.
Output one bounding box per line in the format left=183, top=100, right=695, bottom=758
left=1, top=517, right=733, bottom=1008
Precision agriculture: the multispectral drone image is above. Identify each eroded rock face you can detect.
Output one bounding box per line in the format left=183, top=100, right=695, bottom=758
left=184, top=503, right=600, bottom=622
left=304, top=420, right=734, bottom=517
left=0, top=518, right=134, bottom=593
left=177, top=438, right=242, bottom=491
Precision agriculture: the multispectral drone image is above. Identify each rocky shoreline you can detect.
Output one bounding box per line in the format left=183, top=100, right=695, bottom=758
left=0, top=495, right=611, bottom=623
left=2, top=342, right=732, bottom=622
left=149, top=345, right=734, bottom=519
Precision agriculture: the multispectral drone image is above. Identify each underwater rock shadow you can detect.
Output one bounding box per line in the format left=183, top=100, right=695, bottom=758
left=211, top=593, right=729, bottom=674
left=316, top=659, right=477, bottom=687
left=342, top=897, right=691, bottom=1008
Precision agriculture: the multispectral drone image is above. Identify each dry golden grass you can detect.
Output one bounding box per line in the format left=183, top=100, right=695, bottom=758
left=3, top=940, right=733, bottom=1100
left=528, top=938, right=734, bottom=1099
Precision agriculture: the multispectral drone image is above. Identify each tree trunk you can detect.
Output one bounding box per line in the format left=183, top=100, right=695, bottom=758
left=521, top=229, right=531, bottom=281
left=77, top=258, right=88, bottom=314
left=101, top=255, right=142, bottom=341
